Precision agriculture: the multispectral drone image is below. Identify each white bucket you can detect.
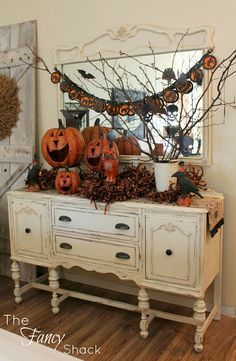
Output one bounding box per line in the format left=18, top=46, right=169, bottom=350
left=154, top=161, right=178, bottom=192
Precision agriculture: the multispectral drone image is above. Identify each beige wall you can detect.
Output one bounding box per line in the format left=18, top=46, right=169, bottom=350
left=1, top=0, right=236, bottom=309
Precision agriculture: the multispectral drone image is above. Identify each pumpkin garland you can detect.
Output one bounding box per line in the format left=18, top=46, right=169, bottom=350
left=51, top=49, right=217, bottom=121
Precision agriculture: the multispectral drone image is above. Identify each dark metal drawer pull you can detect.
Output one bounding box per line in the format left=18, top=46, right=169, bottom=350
left=60, top=242, right=72, bottom=250
left=115, top=223, right=130, bottom=230
left=25, top=228, right=31, bottom=234
left=115, top=252, right=130, bottom=260
left=59, top=215, right=71, bottom=222
left=166, top=249, right=173, bottom=256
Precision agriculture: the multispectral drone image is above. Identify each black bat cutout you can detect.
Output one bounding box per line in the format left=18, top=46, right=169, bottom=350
left=78, top=69, right=95, bottom=79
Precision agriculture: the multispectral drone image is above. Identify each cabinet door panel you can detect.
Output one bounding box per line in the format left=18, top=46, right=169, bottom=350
left=146, top=215, right=197, bottom=287
left=10, top=200, right=49, bottom=259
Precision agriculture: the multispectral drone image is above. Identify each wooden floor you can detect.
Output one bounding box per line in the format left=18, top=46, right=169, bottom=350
left=0, top=275, right=236, bottom=361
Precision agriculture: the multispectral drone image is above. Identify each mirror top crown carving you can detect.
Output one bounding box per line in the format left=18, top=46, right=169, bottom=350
left=54, top=24, right=214, bottom=65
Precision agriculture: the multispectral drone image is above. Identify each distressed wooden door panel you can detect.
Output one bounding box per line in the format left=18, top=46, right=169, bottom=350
left=0, top=20, right=36, bottom=279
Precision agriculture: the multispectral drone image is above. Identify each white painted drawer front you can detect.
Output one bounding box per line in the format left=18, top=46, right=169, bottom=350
left=10, top=200, right=49, bottom=259
left=53, top=234, right=138, bottom=270
left=53, top=206, right=137, bottom=238
left=145, top=215, right=197, bottom=287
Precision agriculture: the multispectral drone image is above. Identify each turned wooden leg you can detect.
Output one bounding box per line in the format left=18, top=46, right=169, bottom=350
left=11, top=260, right=22, bottom=304
left=48, top=268, right=60, bottom=314
left=193, top=298, right=206, bottom=353
left=138, top=287, right=150, bottom=339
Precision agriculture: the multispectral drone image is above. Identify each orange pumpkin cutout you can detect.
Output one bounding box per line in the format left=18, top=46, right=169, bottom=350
left=115, top=130, right=141, bottom=155
left=81, top=118, right=110, bottom=145
left=55, top=169, right=80, bottom=195
left=84, top=138, right=119, bottom=172
left=41, top=119, right=85, bottom=167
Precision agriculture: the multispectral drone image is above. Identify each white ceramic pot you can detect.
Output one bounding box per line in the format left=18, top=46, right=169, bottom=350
left=154, top=161, right=178, bottom=192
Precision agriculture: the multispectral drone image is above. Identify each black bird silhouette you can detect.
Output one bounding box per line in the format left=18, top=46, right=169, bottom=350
left=78, top=69, right=95, bottom=79
left=172, top=171, right=203, bottom=198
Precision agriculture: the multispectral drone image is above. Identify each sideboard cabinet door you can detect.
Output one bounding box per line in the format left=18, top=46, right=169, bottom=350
left=9, top=199, right=50, bottom=260
left=145, top=214, right=199, bottom=288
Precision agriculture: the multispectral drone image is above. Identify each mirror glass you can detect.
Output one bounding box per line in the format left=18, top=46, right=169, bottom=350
left=55, top=25, right=213, bottom=164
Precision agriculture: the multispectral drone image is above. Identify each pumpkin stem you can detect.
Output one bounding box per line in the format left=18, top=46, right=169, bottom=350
left=58, top=119, right=65, bottom=129
left=94, top=118, right=100, bottom=126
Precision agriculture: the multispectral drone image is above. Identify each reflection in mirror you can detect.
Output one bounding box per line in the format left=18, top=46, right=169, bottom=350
left=61, top=50, right=205, bottom=160
left=55, top=25, right=214, bottom=165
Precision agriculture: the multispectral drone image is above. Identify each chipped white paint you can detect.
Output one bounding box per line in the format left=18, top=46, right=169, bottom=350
left=7, top=190, right=223, bottom=352
left=0, top=21, right=36, bottom=280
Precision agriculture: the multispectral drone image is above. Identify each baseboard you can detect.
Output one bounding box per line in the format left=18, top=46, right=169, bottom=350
left=221, top=305, right=236, bottom=318
left=61, top=268, right=236, bottom=318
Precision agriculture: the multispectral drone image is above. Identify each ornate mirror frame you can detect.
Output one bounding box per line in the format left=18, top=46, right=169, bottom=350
left=54, top=24, right=215, bottom=165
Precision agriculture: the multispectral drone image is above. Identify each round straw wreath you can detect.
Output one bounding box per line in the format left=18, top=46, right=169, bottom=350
left=0, top=74, right=21, bottom=140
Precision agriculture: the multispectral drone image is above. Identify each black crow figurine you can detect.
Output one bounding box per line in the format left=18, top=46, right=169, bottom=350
left=172, top=171, right=203, bottom=198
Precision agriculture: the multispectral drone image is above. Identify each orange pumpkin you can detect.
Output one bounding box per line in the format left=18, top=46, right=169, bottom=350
left=84, top=138, right=119, bottom=171
left=177, top=196, right=192, bottom=207
left=55, top=169, right=80, bottom=195
left=115, top=130, right=141, bottom=155
left=41, top=119, right=85, bottom=167
left=81, top=118, right=110, bottom=145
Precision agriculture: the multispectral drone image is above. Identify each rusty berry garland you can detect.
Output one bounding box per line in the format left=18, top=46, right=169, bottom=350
left=77, top=165, right=182, bottom=205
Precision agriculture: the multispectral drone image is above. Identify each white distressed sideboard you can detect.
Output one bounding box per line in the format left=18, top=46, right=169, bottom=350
left=7, top=189, right=223, bottom=352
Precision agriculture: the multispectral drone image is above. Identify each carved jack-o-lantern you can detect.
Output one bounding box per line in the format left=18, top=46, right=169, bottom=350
left=55, top=169, right=80, bottom=195
left=84, top=138, right=119, bottom=172
left=81, top=118, right=110, bottom=145
left=41, top=119, right=85, bottom=167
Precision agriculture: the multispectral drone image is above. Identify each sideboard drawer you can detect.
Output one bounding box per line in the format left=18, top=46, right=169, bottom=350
left=53, top=234, right=138, bottom=270
left=52, top=206, right=137, bottom=238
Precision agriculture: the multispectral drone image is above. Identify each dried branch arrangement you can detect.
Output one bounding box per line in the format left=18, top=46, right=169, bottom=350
left=48, top=46, right=236, bottom=162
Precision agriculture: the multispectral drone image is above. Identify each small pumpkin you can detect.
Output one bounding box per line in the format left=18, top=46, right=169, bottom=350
left=177, top=196, right=192, bottom=207
left=55, top=168, right=80, bottom=195
left=81, top=118, right=110, bottom=145
left=41, top=119, right=85, bottom=167
left=115, top=130, right=141, bottom=155
left=84, top=137, right=119, bottom=171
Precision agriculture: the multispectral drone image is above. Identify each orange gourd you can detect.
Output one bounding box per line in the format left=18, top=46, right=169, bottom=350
left=81, top=118, right=110, bottom=145
left=115, top=130, right=141, bottom=155
left=41, top=119, right=85, bottom=167
left=84, top=137, right=119, bottom=172
left=177, top=196, right=192, bottom=207
left=55, top=169, right=80, bottom=195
